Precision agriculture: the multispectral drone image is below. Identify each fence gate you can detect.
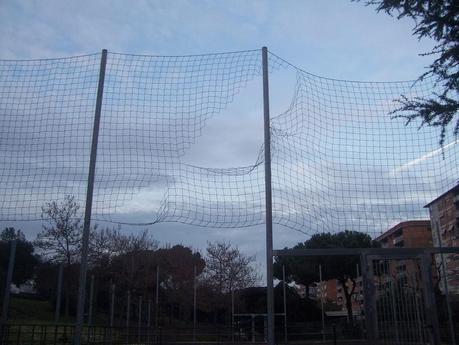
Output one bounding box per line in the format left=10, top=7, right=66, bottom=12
left=362, top=252, right=441, bottom=345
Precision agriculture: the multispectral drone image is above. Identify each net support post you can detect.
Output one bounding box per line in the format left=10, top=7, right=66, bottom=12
left=193, top=265, right=197, bottom=342
left=88, top=274, right=95, bottom=327
left=126, top=290, right=131, bottom=328
left=282, top=265, right=288, bottom=344
left=110, top=283, right=115, bottom=327
left=54, top=262, right=64, bottom=324
left=155, top=265, right=160, bottom=328
left=1, top=239, right=16, bottom=324
left=319, top=264, right=325, bottom=341
left=74, top=48, right=108, bottom=345
left=138, top=296, right=142, bottom=342
left=262, top=46, right=275, bottom=345
left=231, top=289, right=235, bottom=344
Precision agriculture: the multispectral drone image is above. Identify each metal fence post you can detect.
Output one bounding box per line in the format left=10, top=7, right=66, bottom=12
left=435, top=223, right=456, bottom=345
left=138, top=296, right=142, bottom=343
left=389, top=280, right=400, bottom=343
left=360, top=253, right=376, bottom=343
left=193, top=265, right=197, bottom=342
left=420, top=253, right=441, bottom=345
left=110, top=283, right=115, bottom=327
left=319, top=264, right=325, bottom=341
left=155, top=266, right=160, bottom=328
left=126, top=290, right=131, bottom=329
left=251, top=315, right=255, bottom=343
left=231, top=290, right=235, bottom=344
left=282, top=265, right=287, bottom=344
left=74, top=48, right=107, bottom=345
left=54, top=262, right=64, bottom=325
left=147, top=299, right=151, bottom=344
left=126, top=290, right=131, bottom=344
left=262, top=46, right=274, bottom=345
left=1, top=239, right=16, bottom=324
left=88, top=274, right=95, bottom=326
left=147, top=299, right=151, bottom=327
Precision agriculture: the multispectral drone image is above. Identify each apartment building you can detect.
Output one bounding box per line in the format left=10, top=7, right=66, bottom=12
left=425, top=184, right=459, bottom=295
left=375, top=220, right=432, bottom=248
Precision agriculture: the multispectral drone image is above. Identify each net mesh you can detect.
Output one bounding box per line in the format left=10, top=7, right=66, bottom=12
left=0, top=54, right=100, bottom=220
left=0, top=49, right=457, bottom=236
left=270, top=53, right=458, bottom=234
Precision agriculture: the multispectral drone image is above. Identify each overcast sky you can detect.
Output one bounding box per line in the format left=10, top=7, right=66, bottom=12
left=0, top=0, right=454, bottom=280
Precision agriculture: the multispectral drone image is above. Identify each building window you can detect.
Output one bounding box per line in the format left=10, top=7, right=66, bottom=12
left=394, top=240, right=404, bottom=247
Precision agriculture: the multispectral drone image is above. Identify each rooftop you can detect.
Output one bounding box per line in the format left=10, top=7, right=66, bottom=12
left=375, top=220, right=431, bottom=242
left=424, top=184, right=459, bottom=208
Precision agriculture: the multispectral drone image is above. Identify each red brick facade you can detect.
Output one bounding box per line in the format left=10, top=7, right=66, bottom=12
left=425, top=185, right=459, bottom=295
left=375, top=220, right=432, bottom=248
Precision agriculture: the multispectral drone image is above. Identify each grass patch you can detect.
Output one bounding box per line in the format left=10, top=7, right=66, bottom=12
left=9, top=296, right=74, bottom=324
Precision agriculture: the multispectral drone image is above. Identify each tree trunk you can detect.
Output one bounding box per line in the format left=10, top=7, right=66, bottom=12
left=340, top=278, right=356, bottom=325
left=345, top=294, right=353, bottom=323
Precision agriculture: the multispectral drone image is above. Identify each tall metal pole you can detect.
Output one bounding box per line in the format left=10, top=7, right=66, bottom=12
left=155, top=266, right=160, bottom=328
left=355, top=263, right=363, bottom=336
left=389, top=280, right=400, bottom=344
left=355, top=263, right=360, bottom=315
left=1, top=240, right=16, bottom=324
left=74, top=48, right=107, bottom=345
left=126, top=290, right=131, bottom=344
left=282, top=265, right=288, bottom=344
left=193, top=265, right=197, bottom=342
left=319, top=264, right=325, bottom=341
left=126, top=290, right=131, bottom=328
left=262, top=46, right=275, bottom=345
left=138, top=296, right=142, bottom=342
left=88, top=274, right=95, bottom=326
left=54, top=262, right=64, bottom=324
left=147, top=300, right=151, bottom=327
left=110, top=283, right=115, bottom=327
left=412, top=273, right=424, bottom=344
left=231, top=290, right=235, bottom=344
left=360, top=253, right=376, bottom=342
left=147, top=299, right=152, bottom=345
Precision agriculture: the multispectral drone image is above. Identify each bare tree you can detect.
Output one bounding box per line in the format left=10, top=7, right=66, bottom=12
left=126, top=229, right=159, bottom=252
left=89, top=227, right=158, bottom=265
left=204, top=241, right=260, bottom=294
left=34, top=195, right=83, bottom=316
left=36, top=195, right=158, bottom=266
left=35, top=195, right=82, bottom=265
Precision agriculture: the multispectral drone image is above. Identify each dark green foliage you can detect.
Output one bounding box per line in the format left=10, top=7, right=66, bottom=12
left=0, top=227, right=39, bottom=287
left=34, top=262, right=80, bottom=315
left=274, top=230, right=378, bottom=323
left=93, top=244, right=205, bottom=324
left=358, top=0, right=459, bottom=145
